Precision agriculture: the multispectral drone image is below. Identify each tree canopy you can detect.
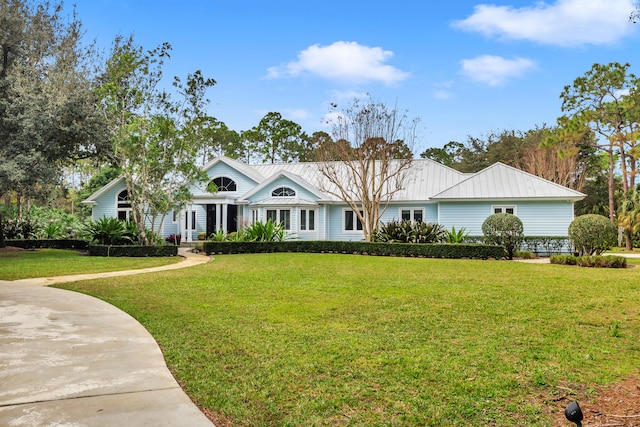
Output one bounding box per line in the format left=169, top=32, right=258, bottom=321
left=0, top=0, right=110, bottom=214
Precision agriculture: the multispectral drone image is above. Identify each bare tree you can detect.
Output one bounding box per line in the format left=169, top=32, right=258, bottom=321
left=314, top=98, right=418, bottom=242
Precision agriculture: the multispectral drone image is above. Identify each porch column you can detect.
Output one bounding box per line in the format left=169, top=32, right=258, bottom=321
left=222, top=204, right=228, bottom=233
left=216, top=203, right=223, bottom=232
left=186, top=204, right=192, bottom=242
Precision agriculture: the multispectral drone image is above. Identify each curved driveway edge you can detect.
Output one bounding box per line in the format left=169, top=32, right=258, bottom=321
left=0, top=249, right=215, bottom=426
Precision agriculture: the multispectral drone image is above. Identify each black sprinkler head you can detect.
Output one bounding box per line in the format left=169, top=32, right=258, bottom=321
left=565, top=400, right=583, bottom=427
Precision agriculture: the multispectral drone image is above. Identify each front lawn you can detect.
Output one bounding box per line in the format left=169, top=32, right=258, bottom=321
left=57, top=254, right=640, bottom=426
left=0, top=248, right=179, bottom=280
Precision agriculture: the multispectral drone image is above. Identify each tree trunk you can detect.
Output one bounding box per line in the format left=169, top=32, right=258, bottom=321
left=0, top=214, right=5, bottom=249
left=608, top=149, right=616, bottom=223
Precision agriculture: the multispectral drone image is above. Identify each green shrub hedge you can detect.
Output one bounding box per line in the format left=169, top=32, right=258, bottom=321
left=204, top=241, right=505, bottom=259
left=550, top=254, right=627, bottom=268
left=88, top=244, right=178, bottom=257
left=6, top=239, right=89, bottom=250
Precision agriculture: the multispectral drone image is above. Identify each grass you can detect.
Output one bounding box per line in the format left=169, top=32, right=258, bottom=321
left=0, top=248, right=179, bottom=280
left=56, top=253, right=640, bottom=426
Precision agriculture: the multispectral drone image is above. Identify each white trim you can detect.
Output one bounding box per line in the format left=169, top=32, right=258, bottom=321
left=342, top=208, right=363, bottom=232
left=491, top=205, right=517, bottom=215
left=299, top=208, right=317, bottom=232
left=116, top=189, right=132, bottom=221
left=398, top=207, right=424, bottom=222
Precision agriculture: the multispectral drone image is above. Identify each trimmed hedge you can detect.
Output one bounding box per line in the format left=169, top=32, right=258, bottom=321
left=88, top=244, right=178, bottom=257
left=204, top=241, right=506, bottom=259
left=550, top=254, right=627, bottom=268
left=6, top=239, right=89, bottom=250
left=467, top=236, right=572, bottom=255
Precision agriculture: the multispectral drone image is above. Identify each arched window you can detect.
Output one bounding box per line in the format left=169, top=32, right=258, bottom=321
left=211, top=176, right=237, bottom=192
left=272, top=186, right=295, bottom=197
left=117, top=190, right=132, bottom=221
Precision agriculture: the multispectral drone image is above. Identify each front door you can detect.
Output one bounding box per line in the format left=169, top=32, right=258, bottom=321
left=206, top=204, right=238, bottom=237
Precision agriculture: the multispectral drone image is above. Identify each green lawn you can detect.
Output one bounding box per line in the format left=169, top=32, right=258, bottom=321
left=0, top=248, right=179, bottom=280
left=56, top=254, right=640, bottom=426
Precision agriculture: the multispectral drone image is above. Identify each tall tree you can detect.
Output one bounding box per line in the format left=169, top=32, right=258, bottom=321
left=420, top=141, right=464, bottom=166
left=194, top=117, right=242, bottom=164
left=0, top=0, right=109, bottom=219
left=245, top=112, right=307, bottom=163
left=97, top=36, right=215, bottom=244
left=557, top=62, right=638, bottom=225
left=314, top=98, right=418, bottom=242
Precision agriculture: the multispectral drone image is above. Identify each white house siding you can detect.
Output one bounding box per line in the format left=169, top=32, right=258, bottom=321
left=438, top=200, right=574, bottom=236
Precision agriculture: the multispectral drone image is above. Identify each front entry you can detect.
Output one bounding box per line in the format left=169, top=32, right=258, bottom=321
left=206, top=204, right=238, bottom=237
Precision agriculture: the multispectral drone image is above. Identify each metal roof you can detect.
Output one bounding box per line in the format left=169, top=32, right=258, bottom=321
left=251, top=158, right=467, bottom=202
left=430, top=162, right=586, bottom=200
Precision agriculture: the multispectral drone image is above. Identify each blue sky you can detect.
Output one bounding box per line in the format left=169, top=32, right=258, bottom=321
left=73, top=0, right=640, bottom=154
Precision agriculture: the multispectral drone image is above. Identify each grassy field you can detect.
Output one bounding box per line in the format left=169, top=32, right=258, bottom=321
left=56, top=253, right=640, bottom=426
left=0, top=248, right=179, bottom=280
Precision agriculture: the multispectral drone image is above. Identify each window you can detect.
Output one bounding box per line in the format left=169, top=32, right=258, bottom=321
left=266, top=209, right=291, bottom=230
left=185, top=211, right=196, bottom=230
left=211, top=176, right=237, bottom=192
left=272, top=186, right=295, bottom=197
left=117, top=190, right=132, bottom=221
left=400, top=208, right=424, bottom=222
left=344, top=210, right=363, bottom=231
left=300, top=209, right=316, bottom=231
left=251, top=209, right=259, bottom=224
left=493, top=205, right=516, bottom=215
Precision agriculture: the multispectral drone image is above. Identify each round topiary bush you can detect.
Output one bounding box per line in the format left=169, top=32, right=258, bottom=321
left=568, top=214, right=617, bottom=255
left=482, top=213, right=524, bottom=260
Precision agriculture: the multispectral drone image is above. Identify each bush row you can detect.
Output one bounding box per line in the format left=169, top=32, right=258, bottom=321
left=465, top=236, right=571, bottom=255
left=204, top=241, right=506, bottom=259
left=6, top=239, right=89, bottom=250
left=550, top=255, right=627, bottom=268
left=88, top=244, right=178, bottom=257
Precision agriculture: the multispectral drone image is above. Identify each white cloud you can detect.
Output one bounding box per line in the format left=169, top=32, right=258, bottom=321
left=266, top=41, right=410, bottom=85
left=460, top=55, right=537, bottom=86
left=283, top=108, right=313, bottom=122
left=453, top=0, right=637, bottom=47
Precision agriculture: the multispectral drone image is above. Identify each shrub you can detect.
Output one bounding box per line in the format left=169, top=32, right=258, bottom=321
left=445, top=226, right=469, bottom=244
left=83, top=217, right=134, bottom=245
left=482, top=213, right=524, bottom=260
left=166, top=234, right=182, bottom=245
left=550, top=254, right=626, bottom=268
left=243, top=219, right=285, bottom=242
left=374, top=220, right=446, bottom=244
left=568, top=214, right=617, bottom=256
left=204, top=240, right=506, bottom=259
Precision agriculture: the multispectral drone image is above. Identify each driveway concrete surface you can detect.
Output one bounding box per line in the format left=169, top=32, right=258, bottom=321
left=0, top=249, right=215, bottom=427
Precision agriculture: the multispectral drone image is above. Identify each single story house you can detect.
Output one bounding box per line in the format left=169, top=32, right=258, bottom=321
left=83, top=156, right=586, bottom=242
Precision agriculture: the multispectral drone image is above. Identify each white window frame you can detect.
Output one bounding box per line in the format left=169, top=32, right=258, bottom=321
left=250, top=208, right=259, bottom=224
left=343, top=209, right=363, bottom=232
left=116, top=190, right=132, bottom=222
left=299, top=208, right=317, bottom=232
left=211, top=176, right=237, bottom=192
left=266, top=208, right=291, bottom=230
left=271, top=186, right=296, bottom=197
left=185, top=210, right=197, bottom=230
left=492, top=205, right=517, bottom=215
left=399, top=208, right=424, bottom=222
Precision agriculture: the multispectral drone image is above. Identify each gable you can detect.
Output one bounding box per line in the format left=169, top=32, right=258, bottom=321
left=242, top=172, right=326, bottom=205
left=194, top=157, right=264, bottom=197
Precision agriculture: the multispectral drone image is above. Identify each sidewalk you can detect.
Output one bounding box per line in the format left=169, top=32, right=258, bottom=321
left=0, top=249, right=215, bottom=427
